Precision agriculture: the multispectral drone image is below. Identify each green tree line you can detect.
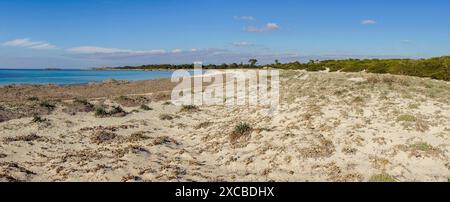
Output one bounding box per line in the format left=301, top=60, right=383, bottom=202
left=112, top=56, right=450, bottom=81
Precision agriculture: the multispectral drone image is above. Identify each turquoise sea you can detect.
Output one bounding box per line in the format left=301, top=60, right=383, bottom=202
left=0, top=69, right=180, bottom=85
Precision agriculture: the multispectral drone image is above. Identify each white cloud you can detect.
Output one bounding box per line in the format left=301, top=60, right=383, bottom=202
left=244, top=23, right=280, bottom=33
left=145, top=49, right=166, bottom=54
left=401, top=40, right=415, bottom=46
left=67, top=46, right=167, bottom=55
left=232, top=41, right=254, bottom=47
left=172, top=49, right=183, bottom=53
left=66, top=46, right=229, bottom=61
left=361, top=19, right=377, bottom=25
left=3, top=38, right=56, bottom=50
left=266, top=23, right=280, bottom=31
left=67, top=46, right=128, bottom=54
left=234, top=16, right=255, bottom=21
left=29, top=43, right=56, bottom=50
left=3, top=38, right=39, bottom=47
left=243, top=26, right=262, bottom=33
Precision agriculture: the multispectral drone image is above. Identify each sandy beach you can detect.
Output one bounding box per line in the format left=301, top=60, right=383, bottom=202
left=1, top=70, right=449, bottom=182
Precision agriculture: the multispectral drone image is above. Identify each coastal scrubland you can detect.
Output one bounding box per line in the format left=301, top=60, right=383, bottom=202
left=1, top=70, right=449, bottom=182
left=104, top=56, right=450, bottom=81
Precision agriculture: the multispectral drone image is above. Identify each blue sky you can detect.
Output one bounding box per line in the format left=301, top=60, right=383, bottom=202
left=1, top=0, right=450, bottom=68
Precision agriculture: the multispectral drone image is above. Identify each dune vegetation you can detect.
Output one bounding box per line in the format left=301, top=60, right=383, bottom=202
left=106, top=56, right=450, bottom=81
left=1, top=70, right=449, bottom=182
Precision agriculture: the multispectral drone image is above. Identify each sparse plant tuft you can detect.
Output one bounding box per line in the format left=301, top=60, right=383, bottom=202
left=74, top=98, right=91, bottom=106
left=32, top=115, right=47, bottom=123
left=110, top=106, right=126, bottom=114
left=94, top=105, right=127, bottom=118
left=4, top=133, right=42, bottom=143
left=39, top=101, right=56, bottom=111
left=140, top=104, right=153, bottom=111
left=410, top=142, right=434, bottom=152
left=94, top=106, right=109, bottom=117
left=397, top=114, right=417, bottom=122
left=352, top=96, right=364, bottom=103
left=27, top=96, right=39, bottom=101
left=230, top=122, right=253, bottom=143
left=159, top=114, right=174, bottom=120
left=91, top=130, right=117, bottom=144
left=180, top=105, right=199, bottom=112
left=369, top=174, right=397, bottom=182
left=408, top=103, right=420, bottom=109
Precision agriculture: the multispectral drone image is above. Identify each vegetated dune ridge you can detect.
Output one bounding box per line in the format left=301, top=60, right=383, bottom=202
left=0, top=78, right=177, bottom=102
left=0, top=70, right=449, bottom=182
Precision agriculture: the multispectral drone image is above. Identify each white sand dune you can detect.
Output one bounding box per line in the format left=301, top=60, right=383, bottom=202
left=1, top=70, right=449, bottom=182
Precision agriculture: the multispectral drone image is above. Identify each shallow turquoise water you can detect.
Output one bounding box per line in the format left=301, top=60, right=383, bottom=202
left=0, top=69, right=180, bottom=85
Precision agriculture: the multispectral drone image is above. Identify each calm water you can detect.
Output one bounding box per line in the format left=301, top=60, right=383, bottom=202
left=0, top=69, right=180, bottom=85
